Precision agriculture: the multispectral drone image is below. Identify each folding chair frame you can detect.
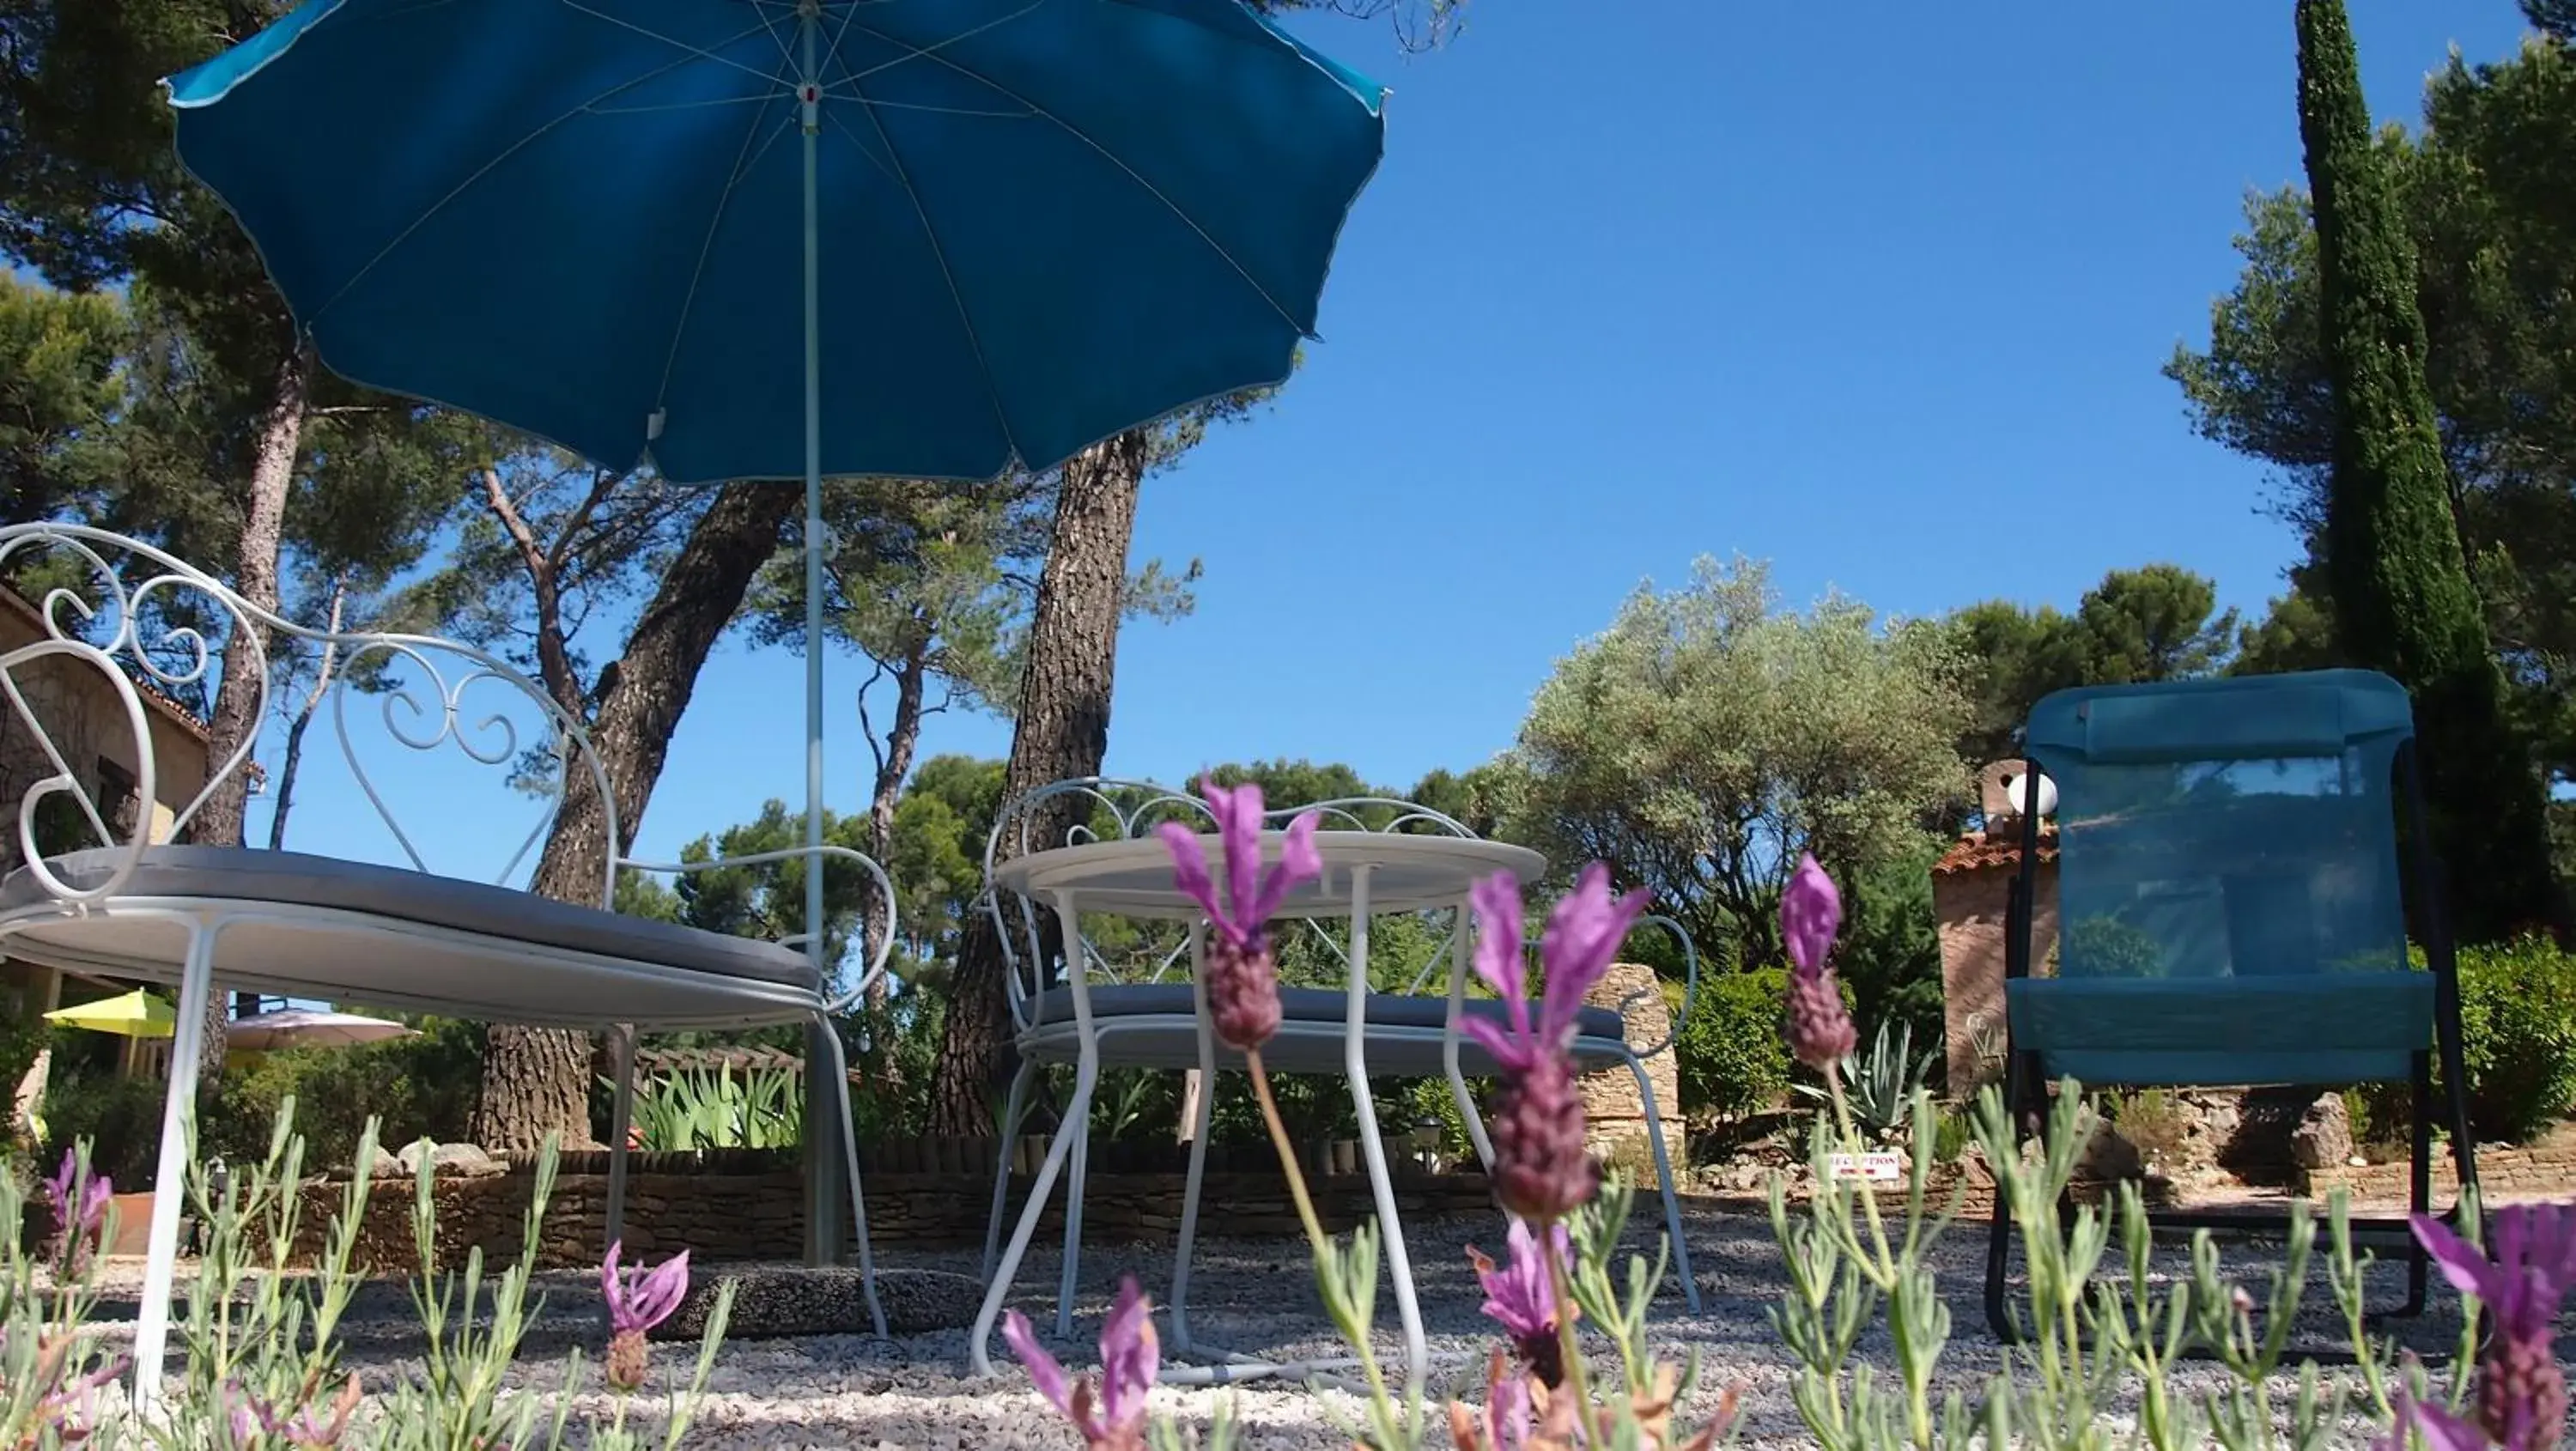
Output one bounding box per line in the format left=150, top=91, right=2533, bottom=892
left=1980, top=735, right=2480, bottom=1345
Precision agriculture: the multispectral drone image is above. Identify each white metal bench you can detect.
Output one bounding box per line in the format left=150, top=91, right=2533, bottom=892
left=0, top=523, right=896, bottom=1399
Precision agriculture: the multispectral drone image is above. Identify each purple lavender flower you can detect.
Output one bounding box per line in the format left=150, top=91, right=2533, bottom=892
left=33, top=1352, right=123, bottom=1446
left=1002, top=1276, right=1158, bottom=1451
left=2410, top=1205, right=2576, bottom=1450
left=1780, top=854, right=1856, bottom=1073
left=599, top=1241, right=690, bottom=1393
left=1467, top=1219, right=1575, bottom=1387
left=1155, top=779, right=1323, bottom=1052
left=42, top=1149, right=112, bottom=1274
left=1464, top=864, right=1649, bottom=1222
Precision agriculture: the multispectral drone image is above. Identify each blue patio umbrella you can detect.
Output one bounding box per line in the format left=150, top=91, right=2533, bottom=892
left=151, top=0, right=1386, bottom=1388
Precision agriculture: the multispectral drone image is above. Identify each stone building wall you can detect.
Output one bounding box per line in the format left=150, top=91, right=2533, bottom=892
left=1931, top=833, right=2057, bottom=1092
left=1579, top=962, right=1679, bottom=1163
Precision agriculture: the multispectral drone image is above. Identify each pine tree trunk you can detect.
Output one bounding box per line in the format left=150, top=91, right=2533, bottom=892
left=471, top=482, right=799, bottom=1151
left=2295, top=0, right=2569, bottom=943
left=861, top=641, right=930, bottom=1011
left=186, top=338, right=313, bottom=1079
left=929, top=430, right=1151, bottom=1136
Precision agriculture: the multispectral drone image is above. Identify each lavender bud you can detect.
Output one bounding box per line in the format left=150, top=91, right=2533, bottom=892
left=1786, top=967, right=1856, bottom=1074
left=1205, top=931, right=1283, bottom=1052
left=605, top=1329, right=650, bottom=1393
left=2480, top=1328, right=2568, bottom=1451
left=1488, top=1055, right=1594, bottom=1223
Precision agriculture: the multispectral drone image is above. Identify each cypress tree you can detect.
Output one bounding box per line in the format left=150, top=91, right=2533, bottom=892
left=2294, top=0, right=2566, bottom=942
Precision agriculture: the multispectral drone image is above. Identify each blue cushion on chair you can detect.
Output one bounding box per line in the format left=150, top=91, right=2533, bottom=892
left=2007, top=971, right=2433, bottom=1086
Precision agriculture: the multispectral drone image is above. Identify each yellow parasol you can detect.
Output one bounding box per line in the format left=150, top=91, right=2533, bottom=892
left=45, top=989, right=176, bottom=1039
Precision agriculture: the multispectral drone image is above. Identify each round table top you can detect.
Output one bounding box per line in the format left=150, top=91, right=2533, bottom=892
left=992, top=830, right=1548, bottom=920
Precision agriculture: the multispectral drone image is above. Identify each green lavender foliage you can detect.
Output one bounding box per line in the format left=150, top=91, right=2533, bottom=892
left=0, top=1098, right=736, bottom=1448
left=1765, top=1079, right=2491, bottom=1451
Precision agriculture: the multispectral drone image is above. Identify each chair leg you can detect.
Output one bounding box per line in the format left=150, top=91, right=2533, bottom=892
left=605, top=1023, right=637, bottom=1254
left=2405, top=1052, right=2433, bottom=1316
left=1984, top=1053, right=2032, bottom=1345
left=814, top=1017, right=887, bottom=1338
left=971, top=1041, right=1100, bottom=1377
left=981, top=1060, right=1038, bottom=1280
left=1345, top=1036, right=1430, bottom=1399
left=2435, top=986, right=2480, bottom=1214
left=1054, top=1103, right=1094, bottom=1339
left=1170, top=1011, right=1220, bottom=1353
left=133, top=919, right=221, bottom=1413
left=1621, top=1047, right=1700, bottom=1314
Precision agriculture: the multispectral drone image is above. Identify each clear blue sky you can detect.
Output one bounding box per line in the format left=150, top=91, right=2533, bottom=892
left=264, top=0, right=2543, bottom=878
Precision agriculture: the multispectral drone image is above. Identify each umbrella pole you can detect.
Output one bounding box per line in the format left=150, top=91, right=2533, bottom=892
left=795, top=3, right=846, bottom=1270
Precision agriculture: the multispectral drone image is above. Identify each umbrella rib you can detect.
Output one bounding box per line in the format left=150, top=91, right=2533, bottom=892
left=549, top=0, right=787, bottom=89
left=313, top=16, right=784, bottom=323
left=817, top=0, right=1047, bottom=88
left=831, top=15, right=1311, bottom=337
left=653, top=51, right=804, bottom=428
left=823, top=90, right=1026, bottom=464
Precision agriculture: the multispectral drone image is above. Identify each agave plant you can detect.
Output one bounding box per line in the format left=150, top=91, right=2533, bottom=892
left=617, top=1064, right=804, bottom=1151
left=1794, top=1020, right=1935, bottom=1138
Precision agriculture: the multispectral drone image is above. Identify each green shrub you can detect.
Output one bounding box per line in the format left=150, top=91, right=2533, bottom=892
left=2446, top=934, right=2576, bottom=1143
left=36, top=1069, right=168, bottom=1189
left=203, top=1017, right=483, bottom=1171
left=1675, top=967, right=1792, bottom=1120
left=0, top=1012, right=44, bottom=1169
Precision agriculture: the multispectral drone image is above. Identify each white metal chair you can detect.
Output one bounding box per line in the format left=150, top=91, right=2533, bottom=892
left=0, top=523, right=900, bottom=1405
left=967, top=777, right=1700, bottom=1387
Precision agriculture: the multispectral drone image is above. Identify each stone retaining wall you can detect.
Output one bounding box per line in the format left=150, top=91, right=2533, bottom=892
left=2303, top=1121, right=2576, bottom=1206
left=293, top=1167, right=1498, bottom=1272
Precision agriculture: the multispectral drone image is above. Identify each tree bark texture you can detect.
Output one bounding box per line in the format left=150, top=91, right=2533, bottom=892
left=929, top=430, right=1151, bottom=1136
left=2295, top=0, right=2568, bottom=943
left=187, top=338, right=313, bottom=1078
left=470, top=482, right=799, bottom=1151
left=860, top=637, right=931, bottom=1011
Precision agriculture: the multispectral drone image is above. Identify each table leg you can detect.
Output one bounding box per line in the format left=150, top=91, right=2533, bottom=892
left=1340, top=865, right=1429, bottom=1397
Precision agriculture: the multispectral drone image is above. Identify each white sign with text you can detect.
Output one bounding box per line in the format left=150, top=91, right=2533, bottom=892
left=1826, top=1150, right=1904, bottom=1183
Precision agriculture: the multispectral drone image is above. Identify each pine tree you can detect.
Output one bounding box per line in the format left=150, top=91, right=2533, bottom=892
left=2294, top=0, right=2566, bottom=940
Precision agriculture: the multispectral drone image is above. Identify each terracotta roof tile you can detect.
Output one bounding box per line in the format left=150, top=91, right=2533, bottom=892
left=1934, top=824, right=2058, bottom=876
left=1, top=582, right=213, bottom=743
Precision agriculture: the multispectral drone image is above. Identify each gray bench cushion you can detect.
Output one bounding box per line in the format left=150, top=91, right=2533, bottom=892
left=0, top=846, right=818, bottom=993
left=1035, top=982, right=1630, bottom=1043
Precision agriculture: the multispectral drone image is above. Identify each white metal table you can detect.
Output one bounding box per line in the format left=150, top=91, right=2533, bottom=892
left=968, top=829, right=1547, bottom=1388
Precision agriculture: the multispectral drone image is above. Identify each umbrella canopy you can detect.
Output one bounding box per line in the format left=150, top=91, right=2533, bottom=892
left=224, top=1009, right=416, bottom=1053
left=151, top=2, right=1388, bottom=1382
left=163, top=0, right=1387, bottom=484
left=46, top=990, right=176, bottom=1040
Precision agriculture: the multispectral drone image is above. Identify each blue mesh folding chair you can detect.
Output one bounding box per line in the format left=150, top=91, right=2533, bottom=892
left=1982, top=669, right=2479, bottom=1340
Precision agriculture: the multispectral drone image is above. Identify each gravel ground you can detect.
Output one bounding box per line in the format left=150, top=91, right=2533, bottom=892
left=63, top=1201, right=2561, bottom=1448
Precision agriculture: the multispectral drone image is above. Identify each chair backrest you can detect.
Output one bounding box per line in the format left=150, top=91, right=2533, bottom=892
left=980, top=777, right=1479, bottom=1035
left=2022, top=668, right=2417, bottom=984
left=0, top=523, right=896, bottom=1008
left=1, top=523, right=626, bottom=907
